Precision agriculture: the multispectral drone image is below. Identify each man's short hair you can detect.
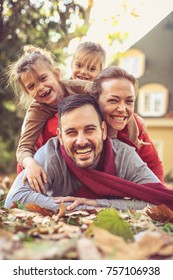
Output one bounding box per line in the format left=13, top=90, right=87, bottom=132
left=58, top=94, right=103, bottom=127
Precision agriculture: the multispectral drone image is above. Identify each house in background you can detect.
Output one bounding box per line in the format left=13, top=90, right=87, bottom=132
left=118, top=11, right=173, bottom=177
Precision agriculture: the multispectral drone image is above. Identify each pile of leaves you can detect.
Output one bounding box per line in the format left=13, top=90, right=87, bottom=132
left=1, top=175, right=173, bottom=260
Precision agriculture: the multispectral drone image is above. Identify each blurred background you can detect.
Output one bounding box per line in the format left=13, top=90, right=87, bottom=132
left=0, top=0, right=173, bottom=183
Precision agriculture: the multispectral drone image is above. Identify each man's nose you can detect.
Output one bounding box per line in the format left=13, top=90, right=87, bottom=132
left=76, top=133, right=88, bottom=146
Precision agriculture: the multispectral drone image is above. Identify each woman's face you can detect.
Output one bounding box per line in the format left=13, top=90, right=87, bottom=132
left=98, top=78, right=135, bottom=137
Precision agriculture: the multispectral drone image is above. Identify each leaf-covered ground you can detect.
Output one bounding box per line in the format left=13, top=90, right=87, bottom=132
left=1, top=175, right=173, bottom=260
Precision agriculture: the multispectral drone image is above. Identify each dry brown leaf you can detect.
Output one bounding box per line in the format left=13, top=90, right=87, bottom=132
left=25, top=203, right=55, bottom=216
left=146, top=204, right=173, bottom=223
left=79, top=214, right=97, bottom=225
left=90, top=226, right=127, bottom=257
left=58, top=222, right=81, bottom=237
left=77, top=237, right=102, bottom=259
left=10, top=202, right=21, bottom=209
left=90, top=226, right=173, bottom=260
left=8, top=208, right=37, bottom=218
left=66, top=210, right=92, bottom=216
left=129, top=232, right=173, bottom=259
left=159, top=243, right=173, bottom=256
left=129, top=209, right=136, bottom=215
left=38, top=232, right=72, bottom=240
left=53, top=202, right=66, bottom=221
left=57, top=202, right=66, bottom=218
left=32, top=215, right=51, bottom=224
left=132, top=232, right=167, bottom=258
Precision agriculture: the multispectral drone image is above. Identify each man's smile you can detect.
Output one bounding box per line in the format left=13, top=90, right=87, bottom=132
left=75, top=147, right=92, bottom=155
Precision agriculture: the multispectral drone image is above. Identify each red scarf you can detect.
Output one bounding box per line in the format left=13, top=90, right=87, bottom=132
left=60, top=138, right=173, bottom=210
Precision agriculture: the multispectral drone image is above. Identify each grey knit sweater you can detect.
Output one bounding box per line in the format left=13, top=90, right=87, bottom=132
left=5, top=138, right=159, bottom=212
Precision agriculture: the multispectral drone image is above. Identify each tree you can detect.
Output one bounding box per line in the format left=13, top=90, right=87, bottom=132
left=0, top=0, right=93, bottom=173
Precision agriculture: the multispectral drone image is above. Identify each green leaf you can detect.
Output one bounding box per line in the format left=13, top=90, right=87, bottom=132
left=162, top=223, right=173, bottom=233
left=94, top=208, right=134, bottom=241
left=15, top=201, right=26, bottom=210
left=0, top=199, right=5, bottom=208
left=65, top=217, right=80, bottom=226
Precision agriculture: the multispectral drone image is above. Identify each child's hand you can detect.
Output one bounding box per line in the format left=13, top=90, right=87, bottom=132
left=22, top=157, right=47, bottom=193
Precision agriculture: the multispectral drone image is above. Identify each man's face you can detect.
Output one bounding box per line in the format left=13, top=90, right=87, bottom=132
left=57, top=104, right=107, bottom=169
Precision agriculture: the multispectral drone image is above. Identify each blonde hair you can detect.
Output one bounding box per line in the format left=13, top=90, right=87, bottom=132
left=6, top=45, right=58, bottom=108
left=72, top=42, right=106, bottom=70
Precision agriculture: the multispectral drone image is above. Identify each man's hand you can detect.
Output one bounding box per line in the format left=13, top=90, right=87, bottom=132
left=53, top=196, right=97, bottom=210
left=22, top=157, right=47, bottom=193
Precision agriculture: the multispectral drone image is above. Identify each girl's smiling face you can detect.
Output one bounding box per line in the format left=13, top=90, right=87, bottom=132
left=98, top=78, right=135, bottom=137
left=21, top=62, right=64, bottom=106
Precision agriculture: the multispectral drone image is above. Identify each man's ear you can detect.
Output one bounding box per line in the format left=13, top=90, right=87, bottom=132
left=54, top=68, right=61, bottom=80
left=102, top=121, right=107, bottom=140
left=57, top=127, right=63, bottom=145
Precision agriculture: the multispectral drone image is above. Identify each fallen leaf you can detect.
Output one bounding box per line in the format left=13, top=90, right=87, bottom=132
left=146, top=204, right=173, bottom=223
left=25, top=203, right=55, bottom=216
left=1, top=173, right=173, bottom=260
left=93, top=208, right=134, bottom=241
left=8, top=208, right=37, bottom=218
left=54, top=202, right=66, bottom=220
left=77, top=237, right=102, bottom=259
left=90, top=226, right=128, bottom=257
left=91, top=226, right=173, bottom=260
left=10, top=201, right=26, bottom=210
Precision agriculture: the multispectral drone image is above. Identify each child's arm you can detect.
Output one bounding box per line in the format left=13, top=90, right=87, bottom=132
left=22, top=157, right=47, bottom=193
left=16, top=101, right=57, bottom=164
left=16, top=101, right=57, bottom=192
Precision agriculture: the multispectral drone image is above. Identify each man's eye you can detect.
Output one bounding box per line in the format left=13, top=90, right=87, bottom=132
left=66, top=131, right=76, bottom=136
left=85, top=128, right=95, bottom=133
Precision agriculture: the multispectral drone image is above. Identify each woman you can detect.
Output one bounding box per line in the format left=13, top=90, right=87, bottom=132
left=91, top=66, right=164, bottom=183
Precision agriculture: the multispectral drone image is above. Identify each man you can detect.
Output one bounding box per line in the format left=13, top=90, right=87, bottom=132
left=5, top=95, right=173, bottom=212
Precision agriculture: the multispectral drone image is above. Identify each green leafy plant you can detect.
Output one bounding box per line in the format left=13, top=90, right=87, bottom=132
left=93, top=208, right=134, bottom=241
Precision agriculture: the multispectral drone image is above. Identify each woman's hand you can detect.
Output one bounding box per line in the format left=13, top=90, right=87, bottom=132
left=53, top=196, right=97, bottom=210
left=22, top=157, right=47, bottom=193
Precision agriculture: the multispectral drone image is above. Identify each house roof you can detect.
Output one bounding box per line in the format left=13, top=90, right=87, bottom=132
left=131, top=12, right=173, bottom=113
